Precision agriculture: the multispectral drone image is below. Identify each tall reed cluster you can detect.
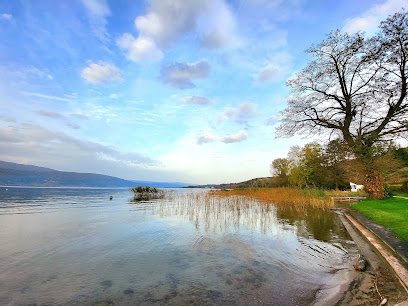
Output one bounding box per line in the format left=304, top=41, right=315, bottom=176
left=146, top=191, right=277, bottom=234
left=211, top=187, right=334, bottom=210
left=130, top=186, right=165, bottom=201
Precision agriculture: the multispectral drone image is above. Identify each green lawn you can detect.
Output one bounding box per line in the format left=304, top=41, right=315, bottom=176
left=352, top=197, right=408, bottom=242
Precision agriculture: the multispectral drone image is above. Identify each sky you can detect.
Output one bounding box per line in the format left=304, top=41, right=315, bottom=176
left=0, top=0, right=407, bottom=184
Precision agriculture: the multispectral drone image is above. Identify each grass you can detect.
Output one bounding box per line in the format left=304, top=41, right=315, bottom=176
left=352, top=197, right=408, bottom=242
left=324, top=189, right=368, bottom=198
left=211, top=187, right=334, bottom=210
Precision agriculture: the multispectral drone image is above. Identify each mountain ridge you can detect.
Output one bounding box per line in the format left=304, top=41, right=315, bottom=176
left=0, top=161, right=191, bottom=188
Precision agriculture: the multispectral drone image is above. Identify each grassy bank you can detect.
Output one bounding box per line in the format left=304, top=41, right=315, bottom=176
left=211, top=187, right=334, bottom=210
left=352, top=196, right=408, bottom=242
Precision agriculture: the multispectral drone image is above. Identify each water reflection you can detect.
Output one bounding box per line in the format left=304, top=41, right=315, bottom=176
left=142, top=193, right=276, bottom=234
left=132, top=191, right=348, bottom=243
left=0, top=188, right=358, bottom=305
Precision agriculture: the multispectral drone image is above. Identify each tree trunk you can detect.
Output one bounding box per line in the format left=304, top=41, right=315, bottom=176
left=364, top=169, right=385, bottom=199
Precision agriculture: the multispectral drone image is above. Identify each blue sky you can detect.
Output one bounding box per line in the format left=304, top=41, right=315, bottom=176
left=0, top=0, right=406, bottom=184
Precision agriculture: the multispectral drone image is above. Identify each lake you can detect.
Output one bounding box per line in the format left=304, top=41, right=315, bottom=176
left=0, top=187, right=359, bottom=305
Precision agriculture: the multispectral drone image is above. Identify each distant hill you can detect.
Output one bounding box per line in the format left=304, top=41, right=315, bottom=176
left=187, top=177, right=276, bottom=189
left=0, top=161, right=190, bottom=188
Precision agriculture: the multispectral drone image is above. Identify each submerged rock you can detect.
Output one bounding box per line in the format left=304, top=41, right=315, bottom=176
left=123, top=288, right=134, bottom=295
left=100, top=280, right=113, bottom=288
left=354, top=255, right=367, bottom=272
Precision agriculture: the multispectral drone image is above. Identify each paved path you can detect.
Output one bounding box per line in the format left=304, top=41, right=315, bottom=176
left=345, top=212, right=408, bottom=292
left=348, top=210, right=408, bottom=263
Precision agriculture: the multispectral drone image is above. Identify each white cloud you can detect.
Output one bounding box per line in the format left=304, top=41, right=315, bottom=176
left=0, top=122, right=159, bottom=173
left=199, top=0, right=239, bottom=49
left=81, top=0, right=111, bottom=41
left=70, top=114, right=89, bottom=120
left=254, top=52, right=293, bottom=83
left=116, top=33, right=163, bottom=62
left=81, top=61, right=122, bottom=84
left=181, top=95, right=213, bottom=106
left=64, top=93, right=77, bottom=99
left=0, top=13, right=12, bottom=21
left=218, top=102, right=260, bottom=124
left=197, top=133, right=218, bottom=145
left=160, top=60, right=210, bottom=89
left=0, top=116, right=16, bottom=123
left=265, top=116, right=279, bottom=126
left=20, top=91, right=71, bottom=102
left=9, top=66, right=53, bottom=81
left=343, top=0, right=407, bottom=35
left=35, top=110, right=80, bottom=129
left=135, top=0, right=205, bottom=48
left=221, top=130, right=248, bottom=143
left=118, top=0, right=239, bottom=62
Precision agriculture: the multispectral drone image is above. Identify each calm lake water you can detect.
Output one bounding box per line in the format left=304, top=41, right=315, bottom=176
left=0, top=187, right=359, bottom=305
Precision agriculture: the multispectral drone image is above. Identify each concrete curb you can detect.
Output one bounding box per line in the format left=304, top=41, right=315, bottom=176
left=344, top=212, right=408, bottom=293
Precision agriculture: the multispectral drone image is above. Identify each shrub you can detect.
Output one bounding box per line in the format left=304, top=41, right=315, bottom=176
left=401, top=178, right=408, bottom=193
left=130, top=186, right=165, bottom=201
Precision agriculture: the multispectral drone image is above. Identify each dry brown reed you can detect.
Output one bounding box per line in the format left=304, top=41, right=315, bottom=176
left=210, top=187, right=334, bottom=211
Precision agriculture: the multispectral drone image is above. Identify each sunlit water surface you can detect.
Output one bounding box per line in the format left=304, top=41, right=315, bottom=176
left=0, top=187, right=358, bottom=305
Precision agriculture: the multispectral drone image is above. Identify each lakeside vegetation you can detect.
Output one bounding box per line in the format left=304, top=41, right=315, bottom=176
left=275, top=11, right=408, bottom=199
left=211, top=188, right=335, bottom=210
left=270, top=141, right=407, bottom=197
left=352, top=196, right=408, bottom=243
left=130, top=186, right=165, bottom=201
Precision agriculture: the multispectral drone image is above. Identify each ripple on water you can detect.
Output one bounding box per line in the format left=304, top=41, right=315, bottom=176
left=0, top=187, right=359, bottom=305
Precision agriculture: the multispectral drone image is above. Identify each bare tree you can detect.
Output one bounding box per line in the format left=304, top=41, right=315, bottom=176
left=277, top=11, right=408, bottom=198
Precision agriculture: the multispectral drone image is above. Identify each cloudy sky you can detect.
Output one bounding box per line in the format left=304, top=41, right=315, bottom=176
left=0, top=0, right=406, bottom=184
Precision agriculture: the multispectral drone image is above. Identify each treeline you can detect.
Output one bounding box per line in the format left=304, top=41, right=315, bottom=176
left=270, top=140, right=408, bottom=191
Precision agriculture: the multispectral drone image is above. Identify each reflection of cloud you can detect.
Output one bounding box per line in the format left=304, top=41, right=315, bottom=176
left=81, top=61, right=122, bottom=84
left=181, top=95, right=213, bottom=106
left=160, top=60, right=210, bottom=89
left=343, top=0, right=406, bottom=35
left=221, top=130, right=247, bottom=143
left=218, top=102, right=259, bottom=124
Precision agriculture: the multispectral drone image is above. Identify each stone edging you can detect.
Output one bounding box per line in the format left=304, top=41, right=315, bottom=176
left=344, top=212, right=408, bottom=293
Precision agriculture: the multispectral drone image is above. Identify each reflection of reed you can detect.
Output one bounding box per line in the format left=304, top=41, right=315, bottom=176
left=146, top=191, right=278, bottom=234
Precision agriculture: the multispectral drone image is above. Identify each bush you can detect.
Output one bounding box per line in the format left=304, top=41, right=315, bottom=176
left=401, top=178, right=408, bottom=193
left=130, top=186, right=165, bottom=201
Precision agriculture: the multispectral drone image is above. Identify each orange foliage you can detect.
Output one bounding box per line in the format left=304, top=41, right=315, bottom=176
left=210, top=188, right=334, bottom=210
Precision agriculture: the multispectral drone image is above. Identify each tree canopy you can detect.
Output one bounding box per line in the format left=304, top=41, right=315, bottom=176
left=277, top=11, right=408, bottom=155
left=276, top=10, right=408, bottom=198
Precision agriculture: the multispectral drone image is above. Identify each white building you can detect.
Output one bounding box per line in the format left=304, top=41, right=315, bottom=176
left=350, top=182, right=364, bottom=192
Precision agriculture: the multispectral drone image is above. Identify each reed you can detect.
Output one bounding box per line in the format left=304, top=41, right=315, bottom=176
left=145, top=191, right=277, bottom=234
left=130, top=186, right=165, bottom=201
left=210, top=187, right=334, bottom=210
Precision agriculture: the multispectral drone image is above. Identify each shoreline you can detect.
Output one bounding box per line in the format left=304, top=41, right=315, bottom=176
left=327, top=209, right=408, bottom=305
